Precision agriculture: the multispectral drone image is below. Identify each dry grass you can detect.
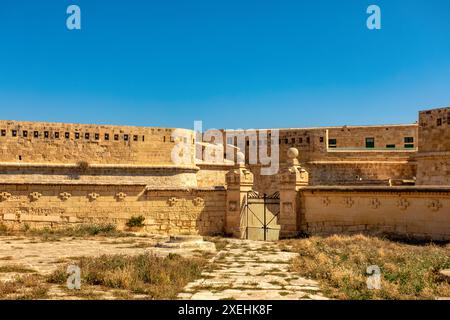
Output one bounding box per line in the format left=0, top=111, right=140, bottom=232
left=0, top=274, right=49, bottom=299
left=0, top=223, right=134, bottom=240
left=286, top=234, right=450, bottom=300
left=47, top=253, right=207, bottom=299
left=0, top=264, right=36, bottom=273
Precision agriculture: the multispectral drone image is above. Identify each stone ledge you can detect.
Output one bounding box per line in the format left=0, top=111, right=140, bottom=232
left=0, top=162, right=200, bottom=171
left=145, top=186, right=226, bottom=192
left=302, top=186, right=450, bottom=193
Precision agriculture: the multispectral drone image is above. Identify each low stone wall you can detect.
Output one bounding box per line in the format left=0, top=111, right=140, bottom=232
left=0, top=184, right=226, bottom=236
left=300, top=186, right=450, bottom=240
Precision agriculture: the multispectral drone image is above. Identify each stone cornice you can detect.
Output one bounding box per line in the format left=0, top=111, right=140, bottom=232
left=0, top=162, right=199, bottom=171
left=302, top=185, right=450, bottom=195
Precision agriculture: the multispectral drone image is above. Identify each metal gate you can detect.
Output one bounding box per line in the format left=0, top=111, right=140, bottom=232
left=241, top=191, right=281, bottom=241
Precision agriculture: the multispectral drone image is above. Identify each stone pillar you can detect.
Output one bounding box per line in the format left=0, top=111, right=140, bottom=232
left=278, top=148, right=309, bottom=238
left=225, top=153, right=254, bottom=238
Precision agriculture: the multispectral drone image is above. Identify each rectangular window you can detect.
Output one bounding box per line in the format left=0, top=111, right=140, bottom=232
left=142, top=136, right=145, bottom=142
left=104, top=133, right=110, bottom=141
left=306, top=137, right=310, bottom=143
left=54, top=132, right=60, bottom=139
left=319, top=137, right=324, bottom=143
left=1, top=130, right=6, bottom=136
left=291, top=138, right=295, bottom=144
left=44, top=131, right=49, bottom=138
left=299, top=137, right=303, bottom=144
left=75, top=132, right=80, bottom=139
left=365, top=137, right=375, bottom=148
left=124, top=134, right=129, bottom=141
left=23, top=130, right=28, bottom=137
left=404, top=144, right=415, bottom=149
left=133, top=135, right=138, bottom=141
left=85, top=133, right=90, bottom=140
left=114, top=134, right=119, bottom=141
left=12, top=130, right=17, bottom=137
left=437, top=118, right=442, bottom=126
left=404, top=137, right=414, bottom=143
left=65, top=132, right=70, bottom=139
left=95, top=133, right=99, bottom=140
left=284, top=138, right=288, bottom=144
left=34, top=131, right=39, bottom=138
left=386, top=144, right=396, bottom=149
left=328, top=138, right=337, bottom=147
left=447, top=113, right=450, bottom=125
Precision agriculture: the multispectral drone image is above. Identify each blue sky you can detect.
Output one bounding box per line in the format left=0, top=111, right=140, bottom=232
left=0, top=0, right=449, bottom=130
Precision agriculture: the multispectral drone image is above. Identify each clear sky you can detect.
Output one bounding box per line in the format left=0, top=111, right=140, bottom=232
left=0, top=0, right=449, bottom=130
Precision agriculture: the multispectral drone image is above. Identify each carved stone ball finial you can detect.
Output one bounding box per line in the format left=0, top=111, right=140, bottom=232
left=236, top=152, right=245, bottom=165
left=287, top=147, right=299, bottom=166
left=287, top=147, right=299, bottom=160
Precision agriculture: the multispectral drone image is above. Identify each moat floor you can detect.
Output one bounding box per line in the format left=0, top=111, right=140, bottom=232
left=178, top=239, right=328, bottom=300
left=0, top=235, right=326, bottom=300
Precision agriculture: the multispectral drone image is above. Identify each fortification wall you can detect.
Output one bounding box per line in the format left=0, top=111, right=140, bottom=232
left=415, top=107, right=450, bottom=185
left=0, top=120, right=195, bottom=166
left=196, top=164, right=233, bottom=188
left=0, top=184, right=226, bottom=235
left=220, top=125, right=418, bottom=188
left=300, top=187, right=450, bottom=240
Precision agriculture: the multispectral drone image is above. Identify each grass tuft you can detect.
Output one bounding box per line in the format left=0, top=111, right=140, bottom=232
left=47, top=253, right=207, bottom=299
left=286, top=234, right=450, bottom=300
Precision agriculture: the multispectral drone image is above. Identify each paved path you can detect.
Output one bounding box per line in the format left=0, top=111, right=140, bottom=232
left=178, top=239, right=328, bottom=300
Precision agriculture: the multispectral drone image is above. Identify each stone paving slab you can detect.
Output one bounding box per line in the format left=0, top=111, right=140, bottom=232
left=178, top=239, right=329, bottom=300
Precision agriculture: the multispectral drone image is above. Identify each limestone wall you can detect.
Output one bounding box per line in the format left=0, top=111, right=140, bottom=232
left=415, top=107, right=450, bottom=185
left=300, top=187, right=450, bottom=240
left=0, top=184, right=226, bottom=235
left=220, top=124, right=418, bottom=188
left=196, top=164, right=233, bottom=188
left=0, top=120, right=195, bottom=166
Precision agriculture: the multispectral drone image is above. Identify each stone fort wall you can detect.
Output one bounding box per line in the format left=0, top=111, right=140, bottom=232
left=0, top=120, right=195, bottom=166
left=299, top=187, right=450, bottom=241
left=217, top=124, right=418, bottom=192
left=0, top=106, right=449, bottom=239
left=415, top=107, right=450, bottom=185
left=0, top=183, right=226, bottom=235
